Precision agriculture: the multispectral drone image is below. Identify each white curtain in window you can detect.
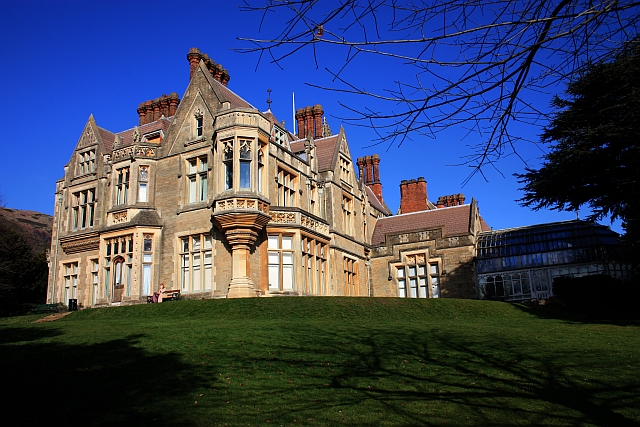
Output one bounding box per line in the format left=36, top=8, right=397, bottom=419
left=142, top=265, right=151, bottom=295
left=139, top=183, right=147, bottom=202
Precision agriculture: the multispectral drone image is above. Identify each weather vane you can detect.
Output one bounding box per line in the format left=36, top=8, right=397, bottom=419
left=266, top=88, right=272, bottom=110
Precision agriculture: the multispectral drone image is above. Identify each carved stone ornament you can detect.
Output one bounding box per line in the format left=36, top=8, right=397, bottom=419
left=112, top=211, right=128, bottom=224
left=133, top=126, right=141, bottom=143
left=113, top=147, right=135, bottom=161
left=60, top=236, right=100, bottom=254
left=270, top=212, right=296, bottom=224
left=215, top=198, right=269, bottom=214
left=136, top=147, right=156, bottom=157
left=81, top=126, right=96, bottom=147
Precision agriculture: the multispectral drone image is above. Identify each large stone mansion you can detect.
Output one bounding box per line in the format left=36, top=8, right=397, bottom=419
left=47, top=48, right=490, bottom=307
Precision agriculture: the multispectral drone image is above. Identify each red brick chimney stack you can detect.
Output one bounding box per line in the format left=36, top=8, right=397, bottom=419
left=168, top=92, right=179, bottom=116
left=295, top=105, right=326, bottom=139
left=137, top=93, right=181, bottom=125
left=187, top=47, right=202, bottom=80
left=187, top=47, right=231, bottom=86
left=356, top=158, right=367, bottom=183
left=313, top=105, right=323, bottom=138
left=435, top=193, right=466, bottom=208
left=356, top=154, right=384, bottom=203
left=399, top=177, right=428, bottom=214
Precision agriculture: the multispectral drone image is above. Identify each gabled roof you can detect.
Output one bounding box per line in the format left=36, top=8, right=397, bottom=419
left=365, top=185, right=392, bottom=215
left=115, top=117, right=173, bottom=147
left=199, top=61, right=254, bottom=109
left=289, top=134, right=340, bottom=171
left=371, top=204, right=489, bottom=246
left=97, top=127, right=116, bottom=152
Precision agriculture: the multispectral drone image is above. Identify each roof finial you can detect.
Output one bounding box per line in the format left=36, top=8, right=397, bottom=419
left=266, top=88, right=272, bottom=110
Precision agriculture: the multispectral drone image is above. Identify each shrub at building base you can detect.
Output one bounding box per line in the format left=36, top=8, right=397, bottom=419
left=552, top=275, right=640, bottom=319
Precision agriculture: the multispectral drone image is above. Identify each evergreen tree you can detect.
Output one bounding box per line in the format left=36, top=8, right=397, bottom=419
left=517, top=40, right=640, bottom=243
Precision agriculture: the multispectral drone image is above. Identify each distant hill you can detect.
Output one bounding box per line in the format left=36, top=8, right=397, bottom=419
left=0, top=207, right=52, bottom=253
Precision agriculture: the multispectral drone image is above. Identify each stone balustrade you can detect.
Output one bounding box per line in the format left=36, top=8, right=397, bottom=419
left=269, top=209, right=330, bottom=236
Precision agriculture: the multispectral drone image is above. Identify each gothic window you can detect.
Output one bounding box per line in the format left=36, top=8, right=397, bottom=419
left=116, top=167, right=130, bottom=205
left=179, top=234, right=213, bottom=293
left=344, top=257, right=358, bottom=296
left=72, top=188, right=95, bottom=230
left=239, top=139, right=252, bottom=189
left=138, top=166, right=149, bottom=203
left=268, top=234, right=294, bottom=291
left=187, top=156, right=208, bottom=204
left=77, top=150, right=96, bottom=175
left=223, top=139, right=233, bottom=190
left=257, top=149, right=264, bottom=194
left=277, top=168, right=296, bottom=207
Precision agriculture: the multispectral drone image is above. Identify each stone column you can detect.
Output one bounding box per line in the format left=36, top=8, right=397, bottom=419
left=212, top=200, right=271, bottom=298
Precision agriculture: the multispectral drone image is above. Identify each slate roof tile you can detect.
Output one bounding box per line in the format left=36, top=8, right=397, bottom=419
left=371, top=204, right=488, bottom=246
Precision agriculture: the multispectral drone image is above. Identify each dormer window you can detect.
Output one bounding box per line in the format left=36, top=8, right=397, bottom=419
left=273, top=126, right=287, bottom=146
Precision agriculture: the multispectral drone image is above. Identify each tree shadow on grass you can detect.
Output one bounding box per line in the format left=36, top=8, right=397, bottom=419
left=511, top=302, right=640, bottom=327
left=1, top=329, right=204, bottom=427
left=200, top=325, right=640, bottom=426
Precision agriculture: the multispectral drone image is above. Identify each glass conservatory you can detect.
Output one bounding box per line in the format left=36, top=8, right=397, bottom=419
left=476, top=220, right=632, bottom=301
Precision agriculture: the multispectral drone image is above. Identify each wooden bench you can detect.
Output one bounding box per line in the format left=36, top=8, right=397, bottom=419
left=30, top=304, right=59, bottom=314
left=146, top=290, right=181, bottom=303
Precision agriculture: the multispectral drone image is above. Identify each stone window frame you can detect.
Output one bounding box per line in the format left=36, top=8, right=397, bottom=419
left=178, top=233, right=213, bottom=294
left=104, top=235, right=134, bottom=300
left=276, top=166, right=297, bottom=207
left=115, top=166, right=130, bottom=206
left=138, top=165, right=150, bottom=203
left=301, top=234, right=328, bottom=295
left=339, top=155, right=351, bottom=184
left=76, top=149, right=96, bottom=176
left=186, top=155, right=209, bottom=204
left=393, top=251, right=441, bottom=299
left=342, top=193, right=354, bottom=235
left=268, top=233, right=295, bottom=292
left=62, top=261, right=79, bottom=304
left=71, top=187, right=96, bottom=231
left=343, top=255, right=358, bottom=296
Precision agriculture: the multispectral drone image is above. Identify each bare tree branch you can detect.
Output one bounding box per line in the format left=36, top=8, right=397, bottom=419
left=237, top=0, right=640, bottom=176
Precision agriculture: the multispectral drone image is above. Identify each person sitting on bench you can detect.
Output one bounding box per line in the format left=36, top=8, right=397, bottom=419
left=153, top=283, right=167, bottom=303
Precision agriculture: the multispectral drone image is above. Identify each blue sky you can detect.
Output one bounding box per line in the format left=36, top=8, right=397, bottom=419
left=0, top=0, right=621, bottom=233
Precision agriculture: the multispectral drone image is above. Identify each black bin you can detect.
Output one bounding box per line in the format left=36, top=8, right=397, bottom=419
left=68, top=299, right=78, bottom=311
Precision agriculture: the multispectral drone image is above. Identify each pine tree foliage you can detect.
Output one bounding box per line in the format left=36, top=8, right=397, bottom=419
left=516, top=40, right=640, bottom=240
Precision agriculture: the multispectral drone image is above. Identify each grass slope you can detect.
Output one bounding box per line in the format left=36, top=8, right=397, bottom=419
left=2, top=298, right=639, bottom=426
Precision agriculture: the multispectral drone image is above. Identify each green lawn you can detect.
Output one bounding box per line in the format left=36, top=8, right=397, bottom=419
left=2, top=298, right=639, bottom=426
